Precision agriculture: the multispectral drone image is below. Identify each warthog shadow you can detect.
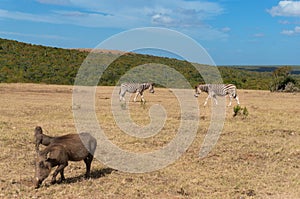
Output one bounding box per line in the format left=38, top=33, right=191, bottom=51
left=62, top=167, right=116, bottom=185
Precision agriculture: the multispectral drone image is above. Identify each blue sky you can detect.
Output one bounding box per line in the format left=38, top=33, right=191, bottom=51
left=1, top=0, right=300, bottom=65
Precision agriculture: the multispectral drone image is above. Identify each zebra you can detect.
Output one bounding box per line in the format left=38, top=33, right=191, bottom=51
left=194, top=84, right=240, bottom=106
left=119, top=82, right=155, bottom=102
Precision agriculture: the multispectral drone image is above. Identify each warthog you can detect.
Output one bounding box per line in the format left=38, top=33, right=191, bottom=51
left=34, top=132, right=97, bottom=188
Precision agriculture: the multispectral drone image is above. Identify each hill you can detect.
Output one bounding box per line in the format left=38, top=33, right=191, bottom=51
left=1, top=38, right=297, bottom=89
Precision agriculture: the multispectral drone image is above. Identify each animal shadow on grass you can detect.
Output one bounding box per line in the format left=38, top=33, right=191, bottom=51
left=62, top=167, right=116, bottom=185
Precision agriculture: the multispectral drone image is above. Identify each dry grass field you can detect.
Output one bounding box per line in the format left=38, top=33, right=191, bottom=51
left=0, top=83, right=299, bottom=199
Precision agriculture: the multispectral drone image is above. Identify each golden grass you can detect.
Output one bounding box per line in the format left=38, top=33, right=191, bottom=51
left=0, top=83, right=299, bottom=198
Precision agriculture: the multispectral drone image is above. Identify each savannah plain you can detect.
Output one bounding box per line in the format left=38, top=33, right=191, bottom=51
left=0, top=83, right=299, bottom=199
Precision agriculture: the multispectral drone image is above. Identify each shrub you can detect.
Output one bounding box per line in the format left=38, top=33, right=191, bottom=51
left=284, top=82, right=299, bottom=92
left=233, top=105, right=249, bottom=118
left=242, top=106, right=249, bottom=117
left=233, top=105, right=242, bottom=117
left=270, top=66, right=299, bottom=92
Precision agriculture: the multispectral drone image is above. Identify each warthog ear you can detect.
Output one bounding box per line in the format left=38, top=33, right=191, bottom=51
left=39, top=161, right=51, bottom=170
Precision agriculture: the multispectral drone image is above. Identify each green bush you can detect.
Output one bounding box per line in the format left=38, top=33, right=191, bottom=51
left=233, top=105, right=249, bottom=118
left=270, top=66, right=299, bottom=92
left=242, top=106, right=249, bottom=117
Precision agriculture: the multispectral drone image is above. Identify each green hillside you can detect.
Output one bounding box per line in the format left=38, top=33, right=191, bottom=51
left=0, top=38, right=88, bottom=84
left=0, top=38, right=289, bottom=90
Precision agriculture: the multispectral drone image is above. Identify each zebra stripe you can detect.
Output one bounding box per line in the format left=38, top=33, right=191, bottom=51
left=194, top=84, right=240, bottom=106
left=119, top=82, right=155, bottom=102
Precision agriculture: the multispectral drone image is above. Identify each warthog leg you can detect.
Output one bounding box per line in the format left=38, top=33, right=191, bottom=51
left=58, top=169, right=65, bottom=183
left=51, top=163, right=68, bottom=184
left=84, top=153, right=93, bottom=178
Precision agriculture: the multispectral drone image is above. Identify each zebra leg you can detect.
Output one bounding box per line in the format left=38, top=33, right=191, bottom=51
left=228, top=96, right=232, bottom=107
left=235, top=95, right=240, bottom=105
left=134, top=92, right=139, bottom=102
left=140, top=94, right=145, bottom=102
left=119, top=91, right=126, bottom=101
left=213, top=96, right=218, bottom=105
left=119, top=94, right=124, bottom=101
left=204, top=95, right=210, bottom=106
left=119, top=93, right=124, bottom=101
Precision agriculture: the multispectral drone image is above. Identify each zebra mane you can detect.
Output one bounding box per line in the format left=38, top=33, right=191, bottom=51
left=142, top=82, right=154, bottom=87
left=199, top=84, right=209, bottom=93
left=143, top=82, right=152, bottom=88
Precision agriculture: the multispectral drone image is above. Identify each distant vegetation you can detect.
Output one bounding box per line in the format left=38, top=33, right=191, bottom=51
left=1, top=38, right=299, bottom=90
left=0, top=38, right=88, bottom=84
left=269, top=66, right=299, bottom=92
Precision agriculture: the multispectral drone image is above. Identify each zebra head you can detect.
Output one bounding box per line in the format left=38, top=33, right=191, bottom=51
left=148, top=83, right=155, bottom=93
left=194, top=85, right=201, bottom=97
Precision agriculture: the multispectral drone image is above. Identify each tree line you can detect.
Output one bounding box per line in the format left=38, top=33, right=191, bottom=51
left=0, top=38, right=299, bottom=90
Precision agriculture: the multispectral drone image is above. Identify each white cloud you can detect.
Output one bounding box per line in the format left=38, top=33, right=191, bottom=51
left=1, top=1, right=224, bottom=28
left=278, top=19, right=300, bottom=25
left=55, top=0, right=224, bottom=28
left=36, top=0, right=71, bottom=5
left=279, top=20, right=291, bottom=24
left=0, top=9, right=58, bottom=23
left=295, top=26, right=300, bottom=32
left=0, top=31, right=69, bottom=40
left=267, top=0, right=300, bottom=17
left=253, top=33, right=264, bottom=37
left=152, top=14, right=174, bottom=26
left=281, top=29, right=295, bottom=35
left=281, top=26, right=300, bottom=35
left=1, top=1, right=228, bottom=40
left=221, top=27, right=231, bottom=32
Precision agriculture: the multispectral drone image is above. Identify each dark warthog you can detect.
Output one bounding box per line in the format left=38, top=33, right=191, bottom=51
left=34, top=132, right=97, bottom=188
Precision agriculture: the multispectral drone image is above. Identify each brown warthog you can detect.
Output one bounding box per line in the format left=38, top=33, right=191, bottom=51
left=34, top=132, right=97, bottom=188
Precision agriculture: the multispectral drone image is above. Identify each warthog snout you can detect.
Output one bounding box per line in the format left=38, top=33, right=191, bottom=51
left=34, top=177, right=42, bottom=189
